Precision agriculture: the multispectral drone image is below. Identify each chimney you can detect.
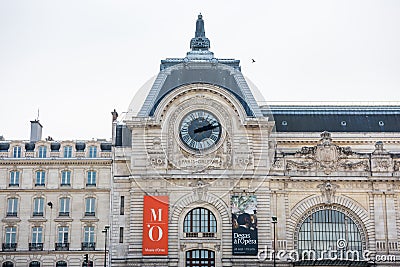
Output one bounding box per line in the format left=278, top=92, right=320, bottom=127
left=30, top=120, right=43, bottom=142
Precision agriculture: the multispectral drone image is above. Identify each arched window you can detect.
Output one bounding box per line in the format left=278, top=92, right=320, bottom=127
left=2, top=261, right=14, bottom=267
left=56, top=261, right=67, bottom=267
left=184, top=208, right=216, bottom=237
left=29, top=261, right=40, bottom=267
left=186, top=249, right=215, bottom=267
left=298, top=209, right=363, bottom=260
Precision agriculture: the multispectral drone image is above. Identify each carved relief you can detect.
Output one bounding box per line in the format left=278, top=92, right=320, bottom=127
left=191, top=180, right=209, bottom=201
left=147, top=137, right=166, bottom=168
left=371, top=141, right=394, bottom=172
left=285, top=131, right=369, bottom=174
left=317, top=182, right=338, bottom=204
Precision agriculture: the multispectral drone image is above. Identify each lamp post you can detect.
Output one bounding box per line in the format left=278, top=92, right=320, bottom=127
left=272, top=216, right=277, bottom=267
left=102, top=226, right=110, bottom=267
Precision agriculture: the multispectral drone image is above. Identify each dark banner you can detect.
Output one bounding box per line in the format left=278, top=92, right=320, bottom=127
left=142, top=196, right=168, bottom=255
left=231, top=195, right=258, bottom=255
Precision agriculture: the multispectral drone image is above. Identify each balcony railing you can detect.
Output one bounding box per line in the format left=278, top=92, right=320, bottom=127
left=29, top=242, right=43, bottom=251
left=84, top=212, right=96, bottom=217
left=35, top=183, right=45, bottom=187
left=81, top=242, right=95, bottom=251
left=33, top=211, right=44, bottom=217
left=6, top=212, right=17, bottom=217
left=86, top=183, right=96, bottom=187
left=60, top=183, right=71, bottom=187
left=58, top=211, right=70, bottom=217
left=184, top=232, right=215, bottom=238
left=8, top=183, right=19, bottom=187
left=55, top=242, right=69, bottom=251
left=2, top=243, right=17, bottom=251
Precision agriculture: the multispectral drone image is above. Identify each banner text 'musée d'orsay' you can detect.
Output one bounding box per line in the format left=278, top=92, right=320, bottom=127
left=142, top=196, right=169, bottom=255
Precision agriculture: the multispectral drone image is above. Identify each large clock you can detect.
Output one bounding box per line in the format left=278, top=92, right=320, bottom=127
left=179, top=110, right=222, bottom=151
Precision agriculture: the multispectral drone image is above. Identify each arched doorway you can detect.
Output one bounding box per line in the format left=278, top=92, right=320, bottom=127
left=2, top=262, right=14, bottom=267
left=185, top=249, right=215, bottom=267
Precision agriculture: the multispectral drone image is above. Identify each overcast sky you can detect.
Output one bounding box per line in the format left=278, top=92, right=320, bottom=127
left=1, top=0, right=399, bottom=141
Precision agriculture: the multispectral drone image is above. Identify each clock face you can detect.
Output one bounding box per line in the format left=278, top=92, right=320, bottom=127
left=179, top=110, right=221, bottom=151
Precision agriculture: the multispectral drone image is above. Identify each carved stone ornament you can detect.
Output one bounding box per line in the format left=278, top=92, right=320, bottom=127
left=371, top=141, right=394, bottom=172
left=147, top=137, right=166, bottom=168
left=317, top=182, right=338, bottom=204
left=191, top=179, right=209, bottom=201
left=286, top=131, right=369, bottom=174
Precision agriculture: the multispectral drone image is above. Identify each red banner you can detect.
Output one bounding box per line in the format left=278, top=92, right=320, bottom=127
left=142, top=195, right=168, bottom=255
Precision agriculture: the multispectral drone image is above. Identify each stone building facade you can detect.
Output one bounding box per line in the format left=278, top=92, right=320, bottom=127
left=0, top=121, right=112, bottom=267
left=109, top=15, right=400, bottom=267
left=1, top=14, right=400, bottom=267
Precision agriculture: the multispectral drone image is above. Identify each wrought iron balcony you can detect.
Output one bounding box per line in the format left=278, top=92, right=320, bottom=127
left=81, top=242, right=95, bottom=251
left=86, top=183, right=96, bottom=187
left=2, top=243, right=17, bottom=251
left=29, top=242, right=43, bottom=251
left=6, top=212, right=17, bottom=217
left=35, top=183, right=45, bottom=186
left=184, top=232, right=215, bottom=238
left=8, top=183, right=19, bottom=187
left=84, top=211, right=96, bottom=217
left=55, top=242, right=69, bottom=251
left=58, top=211, right=70, bottom=217
left=60, top=183, right=71, bottom=187
left=32, top=211, right=44, bottom=217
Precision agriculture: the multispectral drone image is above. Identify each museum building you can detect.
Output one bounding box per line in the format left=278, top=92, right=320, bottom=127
left=2, top=14, right=400, bottom=267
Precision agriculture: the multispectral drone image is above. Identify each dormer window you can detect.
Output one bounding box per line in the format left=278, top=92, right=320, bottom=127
left=13, top=146, right=21, bottom=158
left=63, top=146, right=72, bottom=158
left=37, top=146, right=47, bottom=158
left=88, top=146, right=97, bottom=158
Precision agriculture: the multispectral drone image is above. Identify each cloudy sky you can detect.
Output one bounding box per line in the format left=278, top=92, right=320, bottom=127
left=1, top=0, right=399, bottom=140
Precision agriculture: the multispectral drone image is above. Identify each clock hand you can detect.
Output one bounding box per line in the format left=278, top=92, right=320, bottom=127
left=194, top=123, right=220, bottom=133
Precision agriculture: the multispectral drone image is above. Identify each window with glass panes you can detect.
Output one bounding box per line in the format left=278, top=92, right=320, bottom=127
left=35, top=171, right=45, bottom=186
left=33, top=197, right=44, bottom=216
left=29, top=261, right=40, bottom=267
left=86, top=171, right=96, bottom=186
left=186, top=249, right=215, bottom=267
left=5, top=227, right=17, bottom=244
left=184, top=208, right=217, bottom=237
left=85, top=198, right=96, bottom=216
left=7, top=198, right=18, bottom=216
left=58, top=226, right=69, bottom=243
left=38, top=146, right=47, bottom=158
left=297, top=209, right=363, bottom=259
left=56, top=261, right=67, bottom=267
left=9, top=171, right=20, bottom=186
left=61, top=170, right=71, bottom=186
left=59, top=197, right=70, bottom=216
left=2, top=261, right=14, bottom=267
left=13, top=146, right=21, bottom=158
left=63, top=146, right=72, bottom=158
left=84, top=226, right=95, bottom=243
left=88, top=146, right=97, bottom=158
left=32, top=227, right=43, bottom=244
